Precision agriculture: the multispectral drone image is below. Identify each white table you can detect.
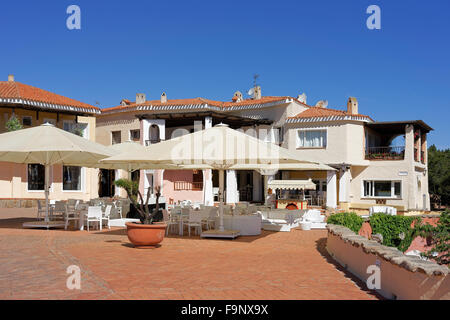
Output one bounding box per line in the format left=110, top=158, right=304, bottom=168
left=215, top=214, right=262, bottom=236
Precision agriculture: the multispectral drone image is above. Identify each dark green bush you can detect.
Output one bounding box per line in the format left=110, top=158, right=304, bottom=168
left=327, top=212, right=364, bottom=233
left=369, top=213, right=420, bottom=252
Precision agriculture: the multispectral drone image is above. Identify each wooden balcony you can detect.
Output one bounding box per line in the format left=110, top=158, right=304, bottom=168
left=174, top=181, right=203, bottom=191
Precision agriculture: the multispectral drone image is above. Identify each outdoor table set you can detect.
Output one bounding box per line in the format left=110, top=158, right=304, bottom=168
left=38, top=200, right=115, bottom=231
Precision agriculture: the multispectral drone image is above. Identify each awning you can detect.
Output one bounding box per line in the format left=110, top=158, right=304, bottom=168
left=268, top=179, right=316, bottom=191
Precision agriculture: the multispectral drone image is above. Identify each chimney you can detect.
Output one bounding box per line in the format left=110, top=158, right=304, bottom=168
left=347, top=97, right=358, bottom=114
left=8, top=74, right=14, bottom=82
left=136, top=93, right=146, bottom=104
left=315, top=100, right=328, bottom=108
left=161, top=92, right=167, bottom=103
left=254, top=86, right=261, bottom=100
left=232, top=91, right=243, bottom=102
left=297, top=93, right=307, bottom=104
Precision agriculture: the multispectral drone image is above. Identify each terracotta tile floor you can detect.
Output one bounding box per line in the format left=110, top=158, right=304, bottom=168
left=0, top=208, right=379, bottom=300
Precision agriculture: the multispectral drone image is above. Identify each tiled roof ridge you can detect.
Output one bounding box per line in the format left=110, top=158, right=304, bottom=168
left=0, top=81, right=99, bottom=112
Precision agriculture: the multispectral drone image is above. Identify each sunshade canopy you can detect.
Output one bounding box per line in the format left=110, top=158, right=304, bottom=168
left=0, top=123, right=114, bottom=166
left=268, top=179, right=316, bottom=191
left=96, top=140, right=184, bottom=170
left=0, top=123, right=115, bottom=224
left=101, top=124, right=319, bottom=169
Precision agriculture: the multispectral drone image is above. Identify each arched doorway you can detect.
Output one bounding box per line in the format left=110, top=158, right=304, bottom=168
left=149, top=124, right=160, bottom=144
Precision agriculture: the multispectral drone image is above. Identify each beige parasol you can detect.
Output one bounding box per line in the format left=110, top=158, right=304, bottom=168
left=0, top=123, right=115, bottom=227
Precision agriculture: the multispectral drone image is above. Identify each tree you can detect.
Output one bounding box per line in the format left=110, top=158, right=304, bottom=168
left=114, top=179, right=162, bottom=224
left=413, top=210, right=449, bottom=265
left=5, top=115, right=23, bottom=132
left=428, top=145, right=450, bottom=208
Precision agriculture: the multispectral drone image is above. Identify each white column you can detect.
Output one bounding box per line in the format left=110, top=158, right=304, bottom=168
left=203, top=117, right=214, bottom=205
left=326, top=170, right=337, bottom=209
left=203, top=169, right=214, bottom=206
left=226, top=170, right=238, bottom=204
left=264, top=174, right=276, bottom=207
left=218, top=169, right=225, bottom=231
left=338, top=167, right=351, bottom=204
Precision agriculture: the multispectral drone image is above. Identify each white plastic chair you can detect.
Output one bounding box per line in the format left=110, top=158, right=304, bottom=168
left=37, top=200, right=46, bottom=220
left=186, top=212, right=202, bottom=236
left=85, top=206, right=102, bottom=231
left=164, top=209, right=179, bottom=235
left=102, top=205, right=112, bottom=229
left=64, top=204, right=79, bottom=230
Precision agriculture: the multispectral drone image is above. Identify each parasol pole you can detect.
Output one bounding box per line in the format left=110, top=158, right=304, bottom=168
left=218, top=169, right=224, bottom=232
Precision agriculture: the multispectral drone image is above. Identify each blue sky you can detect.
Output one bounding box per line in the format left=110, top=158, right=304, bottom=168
left=1, top=0, right=449, bottom=148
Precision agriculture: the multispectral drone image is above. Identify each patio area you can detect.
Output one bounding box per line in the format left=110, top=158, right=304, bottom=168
left=0, top=208, right=380, bottom=300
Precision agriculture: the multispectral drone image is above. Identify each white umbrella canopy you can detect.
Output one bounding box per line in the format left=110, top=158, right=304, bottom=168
left=101, top=123, right=314, bottom=167
left=0, top=123, right=114, bottom=166
left=0, top=123, right=116, bottom=224
left=101, top=124, right=329, bottom=237
left=97, top=140, right=208, bottom=171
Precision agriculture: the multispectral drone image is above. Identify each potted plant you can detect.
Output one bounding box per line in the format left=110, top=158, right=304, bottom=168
left=114, top=179, right=166, bottom=247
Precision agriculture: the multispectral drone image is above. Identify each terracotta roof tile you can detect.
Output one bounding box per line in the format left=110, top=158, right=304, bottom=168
left=289, top=106, right=373, bottom=121
left=0, top=81, right=98, bottom=112
left=101, top=96, right=293, bottom=113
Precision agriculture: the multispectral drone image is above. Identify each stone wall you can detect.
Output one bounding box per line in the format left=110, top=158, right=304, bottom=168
left=0, top=199, right=38, bottom=208
left=326, top=224, right=449, bottom=300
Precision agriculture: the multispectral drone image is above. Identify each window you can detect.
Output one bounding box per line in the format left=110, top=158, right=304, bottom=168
left=28, top=164, right=45, bottom=191
left=111, top=131, right=121, bottom=145
left=64, top=121, right=87, bottom=137
left=22, top=116, right=32, bottom=126
left=363, top=180, right=401, bottom=198
left=130, top=129, right=140, bottom=142
left=192, top=170, right=203, bottom=191
left=131, top=170, right=140, bottom=182
left=63, top=166, right=82, bottom=191
left=297, top=130, right=327, bottom=148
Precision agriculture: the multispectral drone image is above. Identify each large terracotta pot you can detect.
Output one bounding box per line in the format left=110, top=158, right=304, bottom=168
left=125, top=222, right=167, bottom=247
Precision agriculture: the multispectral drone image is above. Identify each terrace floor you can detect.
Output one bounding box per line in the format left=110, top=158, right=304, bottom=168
left=0, top=208, right=380, bottom=300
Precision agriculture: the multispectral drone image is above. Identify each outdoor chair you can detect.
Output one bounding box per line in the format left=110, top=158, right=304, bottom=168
left=85, top=206, right=102, bottom=231
left=113, top=200, right=123, bottom=219
left=64, top=204, right=79, bottom=230
left=52, top=201, right=66, bottom=220
left=102, top=205, right=112, bottom=229
left=186, top=212, right=202, bottom=236
left=164, top=210, right=179, bottom=235
left=36, top=200, right=46, bottom=220
left=369, top=206, right=397, bottom=216
left=205, top=207, right=218, bottom=230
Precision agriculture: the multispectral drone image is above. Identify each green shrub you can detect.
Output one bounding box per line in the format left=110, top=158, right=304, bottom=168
left=5, top=116, right=22, bottom=132
left=327, top=212, right=364, bottom=233
left=369, top=213, right=420, bottom=252
left=413, top=210, right=449, bottom=265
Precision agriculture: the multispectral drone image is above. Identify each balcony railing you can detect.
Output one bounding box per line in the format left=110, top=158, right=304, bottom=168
left=365, top=146, right=405, bottom=160
left=174, top=181, right=203, bottom=191
left=145, top=138, right=161, bottom=146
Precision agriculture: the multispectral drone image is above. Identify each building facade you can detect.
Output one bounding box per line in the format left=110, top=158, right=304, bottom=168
left=96, top=89, right=433, bottom=214
left=0, top=75, right=100, bottom=205
left=0, top=74, right=432, bottom=213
